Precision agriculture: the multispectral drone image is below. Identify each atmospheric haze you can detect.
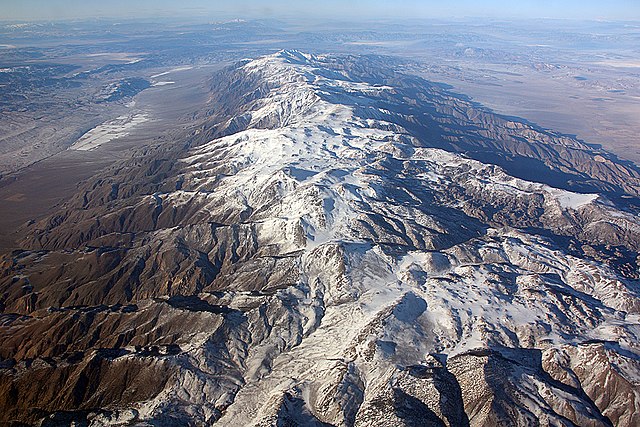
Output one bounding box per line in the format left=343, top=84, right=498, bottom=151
left=1, top=0, right=639, bottom=21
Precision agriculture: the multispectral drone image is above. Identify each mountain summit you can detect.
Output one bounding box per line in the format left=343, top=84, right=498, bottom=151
left=1, top=51, right=639, bottom=426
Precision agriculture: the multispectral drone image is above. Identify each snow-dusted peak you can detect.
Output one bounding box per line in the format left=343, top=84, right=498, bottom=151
left=275, top=49, right=318, bottom=64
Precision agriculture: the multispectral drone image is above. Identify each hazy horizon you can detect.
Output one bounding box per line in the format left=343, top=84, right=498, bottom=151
left=1, top=0, right=639, bottom=22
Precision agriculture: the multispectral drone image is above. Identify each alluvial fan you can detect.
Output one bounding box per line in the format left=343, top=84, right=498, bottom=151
left=1, top=50, right=639, bottom=426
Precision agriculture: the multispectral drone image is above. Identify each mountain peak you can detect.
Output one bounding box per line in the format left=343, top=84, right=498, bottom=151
left=276, top=48, right=317, bottom=64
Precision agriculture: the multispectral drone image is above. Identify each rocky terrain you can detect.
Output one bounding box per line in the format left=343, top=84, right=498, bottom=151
left=1, top=51, right=639, bottom=426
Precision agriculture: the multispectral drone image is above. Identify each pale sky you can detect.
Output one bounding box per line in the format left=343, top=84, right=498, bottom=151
left=1, top=0, right=639, bottom=21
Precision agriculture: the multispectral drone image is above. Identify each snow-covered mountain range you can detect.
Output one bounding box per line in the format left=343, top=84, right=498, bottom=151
left=1, top=51, right=639, bottom=426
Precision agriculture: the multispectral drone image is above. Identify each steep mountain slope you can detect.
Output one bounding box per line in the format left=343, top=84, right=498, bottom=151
left=1, top=51, right=639, bottom=426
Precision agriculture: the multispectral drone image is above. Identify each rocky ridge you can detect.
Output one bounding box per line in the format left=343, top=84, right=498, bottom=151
left=1, top=51, right=639, bottom=426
